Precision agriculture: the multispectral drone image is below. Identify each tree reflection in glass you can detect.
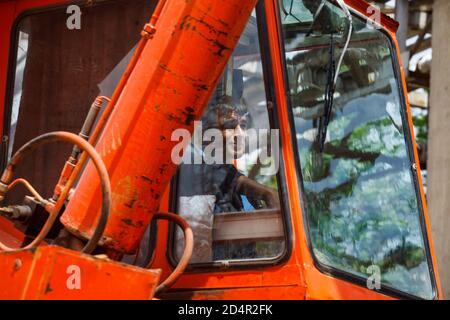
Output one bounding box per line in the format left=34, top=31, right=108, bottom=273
left=280, top=0, right=434, bottom=299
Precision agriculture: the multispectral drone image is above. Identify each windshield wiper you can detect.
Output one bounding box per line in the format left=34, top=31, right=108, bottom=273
left=316, top=0, right=353, bottom=153
left=317, top=33, right=336, bottom=152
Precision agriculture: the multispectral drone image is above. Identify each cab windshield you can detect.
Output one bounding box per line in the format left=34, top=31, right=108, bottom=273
left=279, top=0, right=435, bottom=299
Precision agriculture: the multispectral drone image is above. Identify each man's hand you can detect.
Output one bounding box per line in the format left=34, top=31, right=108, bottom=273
left=236, top=176, right=280, bottom=210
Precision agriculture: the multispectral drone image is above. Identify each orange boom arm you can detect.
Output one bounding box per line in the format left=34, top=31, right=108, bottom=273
left=60, top=0, right=258, bottom=255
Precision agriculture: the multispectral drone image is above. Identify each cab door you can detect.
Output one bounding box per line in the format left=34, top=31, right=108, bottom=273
left=271, top=0, right=441, bottom=300
left=152, top=0, right=307, bottom=300
left=154, top=0, right=442, bottom=300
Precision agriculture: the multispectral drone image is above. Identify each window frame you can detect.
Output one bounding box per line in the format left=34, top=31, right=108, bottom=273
left=1, top=0, right=127, bottom=172
left=276, top=1, right=438, bottom=300
left=165, top=0, right=293, bottom=273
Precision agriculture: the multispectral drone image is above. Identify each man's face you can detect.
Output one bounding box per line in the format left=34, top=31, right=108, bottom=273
left=220, top=111, right=248, bottom=160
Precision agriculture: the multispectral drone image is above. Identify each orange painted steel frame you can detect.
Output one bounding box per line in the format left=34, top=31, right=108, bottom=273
left=0, top=0, right=442, bottom=300
left=150, top=0, right=443, bottom=300
left=0, top=245, right=161, bottom=299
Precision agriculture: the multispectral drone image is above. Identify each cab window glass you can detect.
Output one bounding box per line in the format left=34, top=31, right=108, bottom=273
left=4, top=0, right=155, bottom=204
left=173, top=11, right=285, bottom=264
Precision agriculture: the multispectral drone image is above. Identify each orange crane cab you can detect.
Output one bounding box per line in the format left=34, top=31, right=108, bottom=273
left=0, top=0, right=443, bottom=300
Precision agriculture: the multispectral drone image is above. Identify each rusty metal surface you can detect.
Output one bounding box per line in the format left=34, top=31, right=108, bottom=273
left=0, top=245, right=161, bottom=300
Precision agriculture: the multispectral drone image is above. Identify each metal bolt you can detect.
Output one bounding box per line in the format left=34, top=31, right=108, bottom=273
left=94, top=254, right=109, bottom=261
left=13, top=259, right=22, bottom=271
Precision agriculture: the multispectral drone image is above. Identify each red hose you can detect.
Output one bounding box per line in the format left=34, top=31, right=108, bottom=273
left=150, top=212, right=193, bottom=295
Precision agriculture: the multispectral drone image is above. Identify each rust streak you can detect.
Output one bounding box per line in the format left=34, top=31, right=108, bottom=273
left=179, top=15, right=228, bottom=37
left=125, top=190, right=139, bottom=209
left=44, top=283, right=53, bottom=294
